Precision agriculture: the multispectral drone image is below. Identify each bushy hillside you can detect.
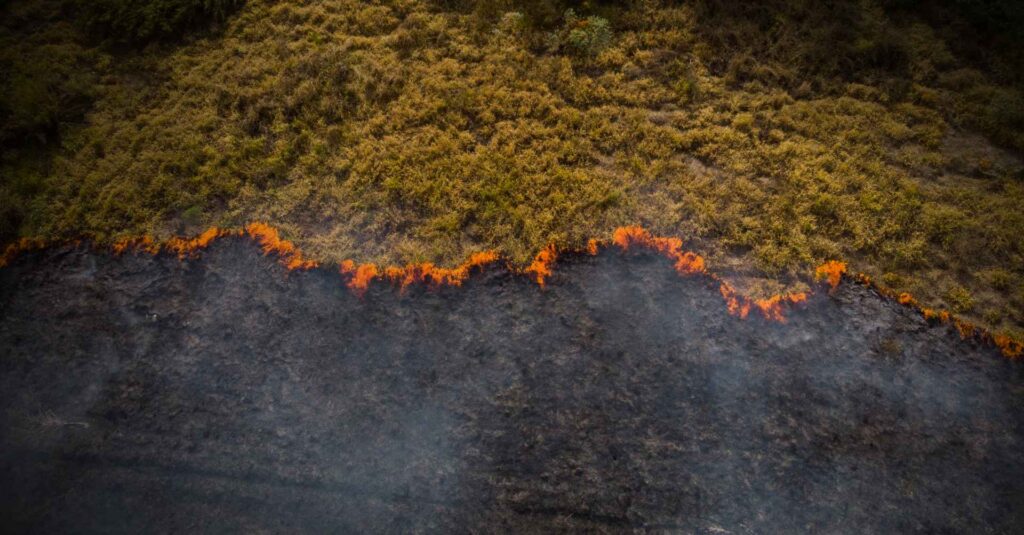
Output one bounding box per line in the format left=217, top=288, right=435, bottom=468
left=1, top=0, right=1023, bottom=338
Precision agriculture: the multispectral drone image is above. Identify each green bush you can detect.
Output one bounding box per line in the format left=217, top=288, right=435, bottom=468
left=71, top=0, right=245, bottom=42
left=549, top=9, right=612, bottom=57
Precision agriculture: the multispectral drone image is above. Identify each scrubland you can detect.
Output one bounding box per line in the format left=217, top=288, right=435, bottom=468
left=1, top=0, right=1023, bottom=337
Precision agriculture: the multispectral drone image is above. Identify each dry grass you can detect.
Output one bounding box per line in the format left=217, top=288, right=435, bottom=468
left=1, top=0, right=1023, bottom=339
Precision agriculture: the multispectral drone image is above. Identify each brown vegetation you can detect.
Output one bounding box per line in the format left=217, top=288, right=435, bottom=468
left=1, top=0, right=1023, bottom=339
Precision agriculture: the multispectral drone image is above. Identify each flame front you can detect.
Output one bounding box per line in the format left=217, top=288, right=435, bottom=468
left=612, top=225, right=808, bottom=322
left=863, top=279, right=1023, bottom=359
left=613, top=226, right=706, bottom=275
left=112, top=235, right=160, bottom=256
left=0, top=223, right=1020, bottom=358
left=165, top=227, right=236, bottom=258
left=0, top=237, right=47, bottom=268
left=339, top=251, right=500, bottom=296
left=245, top=223, right=318, bottom=270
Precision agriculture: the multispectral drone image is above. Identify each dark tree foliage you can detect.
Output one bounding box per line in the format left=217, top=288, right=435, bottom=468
left=71, top=0, right=245, bottom=42
left=885, top=0, right=1024, bottom=85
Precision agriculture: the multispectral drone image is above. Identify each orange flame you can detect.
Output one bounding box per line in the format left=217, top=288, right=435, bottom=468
left=994, top=335, right=1023, bottom=359
left=526, top=245, right=558, bottom=287
left=612, top=225, right=808, bottom=322
left=613, top=226, right=706, bottom=275
left=112, top=235, right=161, bottom=256
left=338, top=251, right=500, bottom=296
left=245, top=222, right=318, bottom=270
left=0, top=237, right=48, bottom=268
left=815, top=260, right=847, bottom=290
left=339, top=260, right=379, bottom=296
left=164, top=227, right=238, bottom=258
left=753, top=292, right=809, bottom=322
left=864, top=281, right=1021, bottom=359
left=717, top=282, right=807, bottom=323
left=720, top=282, right=752, bottom=319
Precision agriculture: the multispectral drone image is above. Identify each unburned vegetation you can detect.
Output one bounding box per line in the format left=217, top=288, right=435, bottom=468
left=1, top=0, right=1023, bottom=339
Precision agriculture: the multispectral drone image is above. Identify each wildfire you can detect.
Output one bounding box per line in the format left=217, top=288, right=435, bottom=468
left=611, top=225, right=809, bottom=322
left=861, top=279, right=1023, bottom=359
left=815, top=260, right=847, bottom=290
left=112, top=235, right=161, bottom=255
left=525, top=245, right=558, bottom=287
left=714, top=282, right=808, bottom=323
left=752, top=292, right=809, bottom=322
left=339, top=251, right=501, bottom=295
left=613, top=226, right=706, bottom=275
left=719, top=283, right=752, bottom=319
left=0, top=237, right=48, bottom=268
left=245, top=222, right=318, bottom=270
left=994, top=335, right=1023, bottom=359
left=339, top=261, right=379, bottom=296
left=165, top=227, right=237, bottom=258
left=0, top=222, right=1020, bottom=358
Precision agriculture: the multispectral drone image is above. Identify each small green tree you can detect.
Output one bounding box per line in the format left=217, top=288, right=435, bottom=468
left=553, top=9, right=612, bottom=56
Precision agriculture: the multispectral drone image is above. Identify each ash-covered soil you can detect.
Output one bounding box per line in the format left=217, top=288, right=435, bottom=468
left=1, top=238, right=1022, bottom=533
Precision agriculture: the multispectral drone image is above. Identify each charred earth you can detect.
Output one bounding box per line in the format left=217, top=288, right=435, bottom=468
left=1, top=237, right=1022, bottom=532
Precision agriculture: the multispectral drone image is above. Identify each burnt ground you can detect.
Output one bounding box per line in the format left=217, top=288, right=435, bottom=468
left=0, top=238, right=1022, bottom=533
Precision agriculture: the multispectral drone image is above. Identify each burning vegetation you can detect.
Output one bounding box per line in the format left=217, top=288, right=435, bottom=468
left=1, top=224, right=1019, bottom=359
left=815, top=260, right=848, bottom=290
left=525, top=245, right=558, bottom=287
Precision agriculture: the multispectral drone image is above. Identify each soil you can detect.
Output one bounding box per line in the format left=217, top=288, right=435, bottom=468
left=1, top=238, right=1022, bottom=533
